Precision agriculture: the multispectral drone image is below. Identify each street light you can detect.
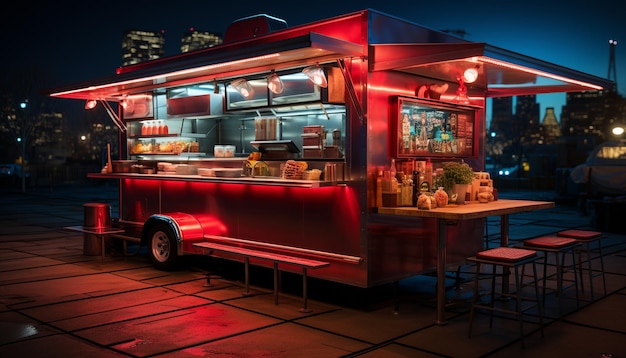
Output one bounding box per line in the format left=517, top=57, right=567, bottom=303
left=612, top=125, right=625, bottom=136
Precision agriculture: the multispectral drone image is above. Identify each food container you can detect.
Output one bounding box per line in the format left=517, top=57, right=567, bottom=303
left=324, top=163, right=336, bottom=181
left=161, top=163, right=177, bottom=174
left=157, top=162, right=171, bottom=171
left=224, top=145, right=236, bottom=157
left=175, top=164, right=198, bottom=175
left=213, top=168, right=243, bottom=177
left=302, top=169, right=321, bottom=180
left=111, top=160, right=137, bottom=173
left=478, top=192, right=491, bottom=203
left=197, top=168, right=215, bottom=177
left=214, top=145, right=225, bottom=157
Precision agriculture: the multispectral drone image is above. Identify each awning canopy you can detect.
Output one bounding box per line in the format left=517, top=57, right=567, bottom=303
left=369, top=43, right=614, bottom=97
left=49, top=30, right=614, bottom=102
left=49, top=32, right=363, bottom=101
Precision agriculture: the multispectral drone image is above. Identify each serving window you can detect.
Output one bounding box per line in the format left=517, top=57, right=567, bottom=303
left=392, top=96, right=477, bottom=158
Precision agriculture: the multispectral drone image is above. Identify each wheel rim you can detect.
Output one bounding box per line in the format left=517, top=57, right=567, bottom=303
left=151, top=230, right=170, bottom=263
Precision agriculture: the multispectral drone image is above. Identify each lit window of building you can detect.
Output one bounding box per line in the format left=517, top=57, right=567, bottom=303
left=180, top=28, right=223, bottom=53
left=121, top=29, right=166, bottom=66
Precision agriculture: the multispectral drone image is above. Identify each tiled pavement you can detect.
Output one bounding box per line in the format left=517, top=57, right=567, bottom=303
left=0, top=183, right=625, bottom=357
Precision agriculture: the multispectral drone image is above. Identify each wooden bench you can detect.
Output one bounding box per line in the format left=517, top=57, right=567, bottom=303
left=193, top=241, right=330, bottom=312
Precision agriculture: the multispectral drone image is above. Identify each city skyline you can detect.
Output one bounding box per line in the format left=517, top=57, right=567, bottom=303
left=2, top=1, right=623, bottom=121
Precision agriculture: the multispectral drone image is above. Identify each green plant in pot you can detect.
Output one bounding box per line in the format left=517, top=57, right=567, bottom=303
left=440, top=161, right=475, bottom=204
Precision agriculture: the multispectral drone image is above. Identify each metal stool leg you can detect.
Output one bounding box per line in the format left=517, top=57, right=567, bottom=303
left=513, top=265, right=525, bottom=348
left=569, top=247, right=580, bottom=309
left=468, top=262, right=482, bottom=339
left=531, top=260, right=544, bottom=337
left=585, top=242, right=595, bottom=300
left=489, top=264, right=497, bottom=329
left=598, top=238, right=607, bottom=296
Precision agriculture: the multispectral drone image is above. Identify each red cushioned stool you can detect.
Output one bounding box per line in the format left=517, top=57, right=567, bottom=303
left=557, top=229, right=607, bottom=300
left=467, top=247, right=544, bottom=349
left=518, top=236, right=581, bottom=316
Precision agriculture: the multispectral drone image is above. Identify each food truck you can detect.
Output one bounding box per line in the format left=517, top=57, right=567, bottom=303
left=50, top=9, right=612, bottom=288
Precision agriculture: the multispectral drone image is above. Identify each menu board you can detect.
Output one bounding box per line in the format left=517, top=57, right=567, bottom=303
left=392, top=96, right=476, bottom=158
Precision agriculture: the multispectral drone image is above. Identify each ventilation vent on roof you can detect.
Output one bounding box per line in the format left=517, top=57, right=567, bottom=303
left=223, top=14, right=288, bottom=43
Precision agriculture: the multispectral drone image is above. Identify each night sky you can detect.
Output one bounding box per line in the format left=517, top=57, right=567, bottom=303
left=3, top=0, right=624, bottom=121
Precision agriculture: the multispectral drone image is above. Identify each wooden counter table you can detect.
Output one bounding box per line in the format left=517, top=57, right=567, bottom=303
left=378, top=199, right=555, bottom=325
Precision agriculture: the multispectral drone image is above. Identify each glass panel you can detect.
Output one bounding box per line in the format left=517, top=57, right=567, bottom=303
left=393, top=97, right=476, bottom=158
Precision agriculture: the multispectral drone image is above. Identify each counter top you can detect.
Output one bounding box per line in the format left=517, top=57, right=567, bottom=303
left=87, top=172, right=344, bottom=188
left=377, top=199, right=555, bottom=220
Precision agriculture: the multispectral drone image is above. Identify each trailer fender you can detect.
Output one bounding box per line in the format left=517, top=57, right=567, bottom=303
left=142, top=212, right=212, bottom=271
left=142, top=212, right=205, bottom=255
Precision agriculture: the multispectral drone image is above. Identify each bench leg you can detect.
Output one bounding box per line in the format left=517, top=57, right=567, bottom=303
left=274, top=262, right=279, bottom=305
left=393, top=280, right=400, bottom=314
left=299, top=268, right=311, bottom=313
left=243, top=257, right=251, bottom=296
left=598, top=239, right=607, bottom=296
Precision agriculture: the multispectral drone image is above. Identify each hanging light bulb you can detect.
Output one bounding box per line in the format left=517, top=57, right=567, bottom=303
left=302, top=64, right=328, bottom=88
left=463, top=67, right=479, bottom=83
left=267, top=72, right=284, bottom=94
left=230, top=78, right=255, bottom=98
left=85, top=100, right=97, bottom=110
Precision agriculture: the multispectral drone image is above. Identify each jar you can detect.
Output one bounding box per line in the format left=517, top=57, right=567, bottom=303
left=434, top=187, right=449, bottom=207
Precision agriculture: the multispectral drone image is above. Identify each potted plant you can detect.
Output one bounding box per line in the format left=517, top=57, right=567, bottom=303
left=439, top=161, right=475, bottom=204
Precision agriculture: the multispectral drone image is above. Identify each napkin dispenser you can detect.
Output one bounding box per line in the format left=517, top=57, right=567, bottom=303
left=472, top=172, right=493, bottom=201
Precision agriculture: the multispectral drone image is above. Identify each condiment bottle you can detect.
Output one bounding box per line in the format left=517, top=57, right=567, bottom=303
left=425, top=159, right=433, bottom=189
left=402, top=174, right=413, bottom=206
left=412, top=169, right=420, bottom=206
left=376, top=169, right=383, bottom=208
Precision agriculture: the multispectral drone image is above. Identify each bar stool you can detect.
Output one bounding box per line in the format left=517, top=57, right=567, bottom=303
left=467, top=247, right=543, bottom=349
left=518, top=236, right=581, bottom=315
left=557, top=229, right=607, bottom=300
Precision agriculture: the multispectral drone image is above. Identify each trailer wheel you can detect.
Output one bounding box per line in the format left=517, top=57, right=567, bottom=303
left=147, top=224, right=179, bottom=270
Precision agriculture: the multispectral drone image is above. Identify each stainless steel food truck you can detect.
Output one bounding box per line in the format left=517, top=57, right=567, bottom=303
left=50, top=9, right=612, bottom=289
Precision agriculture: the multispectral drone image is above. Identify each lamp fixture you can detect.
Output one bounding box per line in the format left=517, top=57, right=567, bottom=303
left=463, top=67, right=479, bottom=83
left=120, top=96, right=134, bottom=113
left=267, top=71, right=284, bottom=94
left=83, top=99, right=127, bottom=132
left=302, top=64, right=328, bottom=88
left=230, top=78, right=255, bottom=98
left=85, top=99, right=97, bottom=110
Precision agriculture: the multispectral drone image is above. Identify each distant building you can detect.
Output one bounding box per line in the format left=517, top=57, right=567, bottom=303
left=180, top=28, right=223, bottom=53
left=558, top=90, right=626, bottom=167
left=122, top=29, right=166, bottom=66
left=561, top=90, right=615, bottom=140
left=515, top=95, right=540, bottom=144
left=489, top=97, right=513, bottom=139
left=540, top=107, right=561, bottom=144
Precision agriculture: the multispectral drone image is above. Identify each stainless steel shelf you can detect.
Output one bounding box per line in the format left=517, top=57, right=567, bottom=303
left=87, top=172, right=345, bottom=188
